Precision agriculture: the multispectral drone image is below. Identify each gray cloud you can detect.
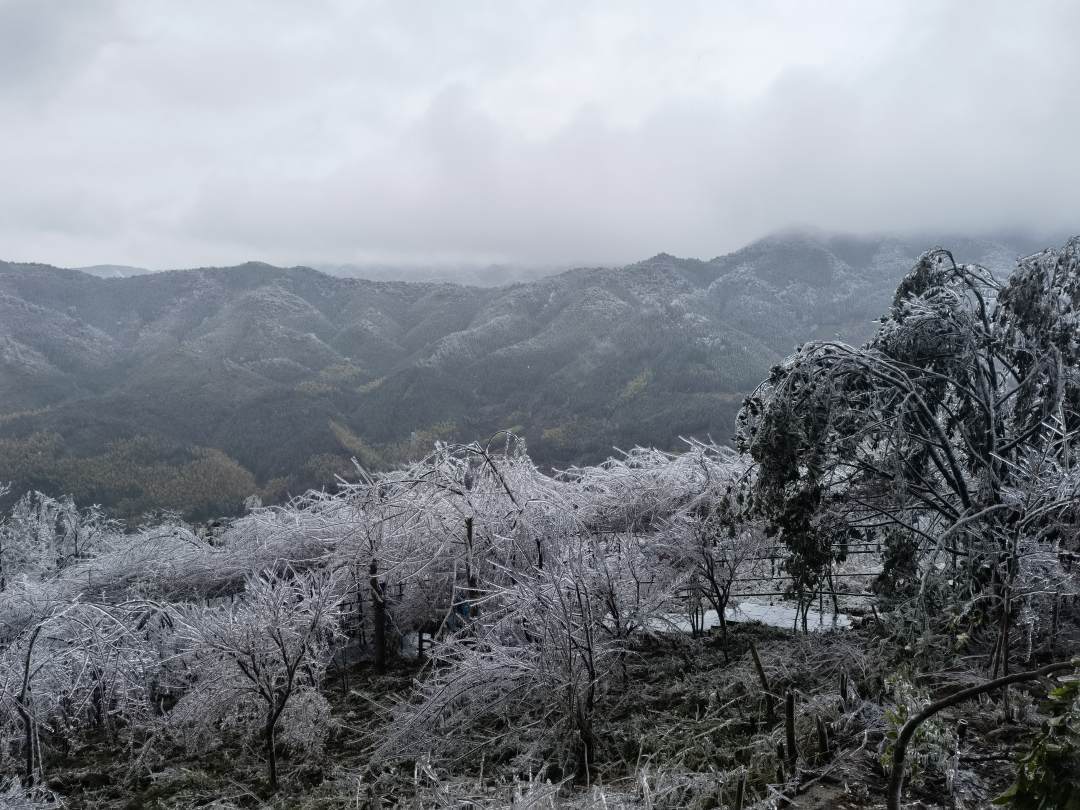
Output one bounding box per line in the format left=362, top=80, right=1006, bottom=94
left=0, top=0, right=122, bottom=96
left=2, top=0, right=1078, bottom=269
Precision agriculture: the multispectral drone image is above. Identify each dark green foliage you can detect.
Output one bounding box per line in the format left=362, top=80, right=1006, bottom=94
left=874, top=529, right=919, bottom=601
left=0, top=433, right=258, bottom=520
left=996, top=678, right=1080, bottom=810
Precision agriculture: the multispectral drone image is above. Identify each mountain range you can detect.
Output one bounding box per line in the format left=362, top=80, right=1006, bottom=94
left=74, top=261, right=565, bottom=286
left=0, top=230, right=1053, bottom=518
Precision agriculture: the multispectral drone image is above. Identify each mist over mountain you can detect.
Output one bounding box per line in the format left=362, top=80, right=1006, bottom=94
left=0, top=230, right=1046, bottom=518
left=70, top=264, right=156, bottom=280
left=313, top=262, right=567, bottom=287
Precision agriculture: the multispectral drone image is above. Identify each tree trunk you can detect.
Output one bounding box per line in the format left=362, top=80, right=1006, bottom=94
left=19, top=704, right=32, bottom=785
left=19, top=624, right=43, bottom=785
left=826, top=570, right=840, bottom=616
left=370, top=559, right=386, bottom=672
left=719, top=600, right=729, bottom=662
left=576, top=714, right=595, bottom=783
left=265, top=714, right=278, bottom=790
left=465, top=517, right=479, bottom=619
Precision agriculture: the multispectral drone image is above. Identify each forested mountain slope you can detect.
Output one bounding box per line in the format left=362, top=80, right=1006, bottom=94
left=0, top=231, right=1045, bottom=517
left=2, top=239, right=1078, bottom=808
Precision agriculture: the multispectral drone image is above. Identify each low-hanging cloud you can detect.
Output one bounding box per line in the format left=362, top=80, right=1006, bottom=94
left=2, top=0, right=1078, bottom=269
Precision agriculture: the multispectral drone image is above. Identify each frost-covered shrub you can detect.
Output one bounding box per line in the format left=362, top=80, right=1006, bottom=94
left=0, top=778, right=65, bottom=808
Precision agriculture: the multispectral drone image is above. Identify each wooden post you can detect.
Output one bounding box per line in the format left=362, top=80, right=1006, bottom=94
left=750, top=641, right=776, bottom=726
left=775, top=750, right=788, bottom=809
left=815, top=715, right=831, bottom=764
left=784, top=690, right=798, bottom=779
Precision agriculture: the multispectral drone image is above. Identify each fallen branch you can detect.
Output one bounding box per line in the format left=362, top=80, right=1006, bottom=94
left=887, top=659, right=1077, bottom=810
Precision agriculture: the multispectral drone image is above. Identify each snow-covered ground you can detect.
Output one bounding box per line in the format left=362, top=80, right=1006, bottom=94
left=392, top=601, right=854, bottom=661
left=657, top=601, right=851, bottom=634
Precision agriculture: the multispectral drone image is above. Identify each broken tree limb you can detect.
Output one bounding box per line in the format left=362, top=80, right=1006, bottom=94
left=887, top=659, right=1077, bottom=810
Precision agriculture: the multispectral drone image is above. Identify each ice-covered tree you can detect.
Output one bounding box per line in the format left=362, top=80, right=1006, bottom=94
left=737, top=240, right=1080, bottom=639
left=381, top=540, right=629, bottom=781
left=0, top=492, right=113, bottom=590
left=168, top=567, right=342, bottom=790
left=0, top=598, right=157, bottom=784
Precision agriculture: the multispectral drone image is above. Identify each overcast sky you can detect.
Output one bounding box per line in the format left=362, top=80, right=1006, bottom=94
left=2, top=0, right=1078, bottom=269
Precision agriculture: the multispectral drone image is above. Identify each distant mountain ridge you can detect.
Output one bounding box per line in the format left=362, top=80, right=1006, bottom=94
left=71, top=264, right=156, bottom=279
left=68, top=261, right=566, bottom=286
left=0, top=230, right=1050, bottom=517
left=313, top=261, right=566, bottom=286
